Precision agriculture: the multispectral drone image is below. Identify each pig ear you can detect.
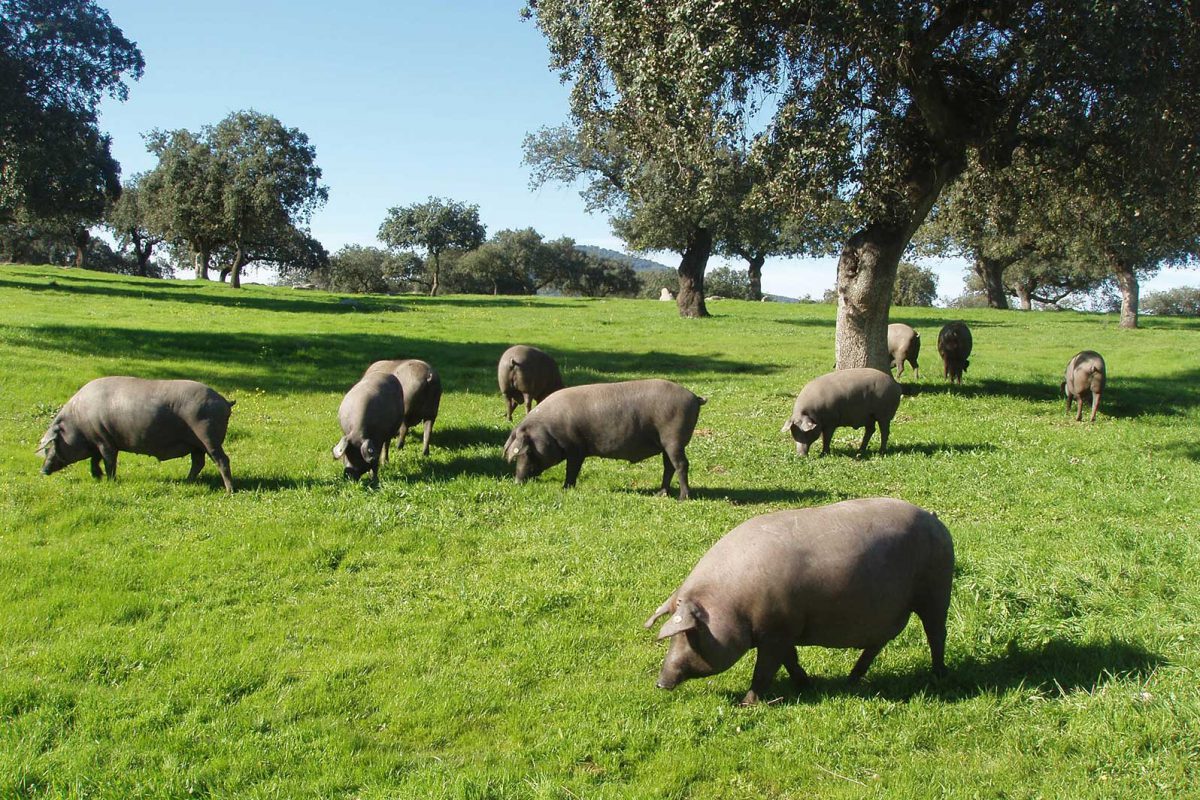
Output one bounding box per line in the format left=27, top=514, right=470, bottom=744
left=331, top=437, right=347, bottom=459
left=643, top=596, right=675, bottom=629
left=656, top=599, right=706, bottom=641
left=37, top=423, right=61, bottom=453
left=504, top=431, right=524, bottom=461
left=797, top=414, right=818, bottom=432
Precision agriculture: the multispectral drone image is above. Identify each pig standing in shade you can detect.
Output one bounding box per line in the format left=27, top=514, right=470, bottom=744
left=1062, top=350, right=1106, bottom=422
left=364, top=359, right=442, bottom=457
left=782, top=368, right=902, bottom=457
left=937, top=321, right=972, bottom=383
left=888, top=323, right=921, bottom=379
left=498, top=345, right=564, bottom=420
left=646, top=498, right=954, bottom=705
left=332, top=372, right=403, bottom=483
left=37, top=376, right=235, bottom=493
left=503, top=379, right=705, bottom=499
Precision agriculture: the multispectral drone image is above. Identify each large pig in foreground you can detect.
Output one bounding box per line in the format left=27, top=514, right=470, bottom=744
left=646, top=498, right=954, bottom=705
left=888, top=323, right=921, bottom=379
left=1062, top=350, right=1106, bottom=422
left=332, top=372, right=403, bottom=483
left=37, top=376, right=235, bottom=492
left=364, top=359, right=442, bottom=456
left=498, top=345, right=564, bottom=421
left=503, top=379, right=705, bottom=500
left=937, top=321, right=972, bottom=383
left=782, top=368, right=902, bottom=456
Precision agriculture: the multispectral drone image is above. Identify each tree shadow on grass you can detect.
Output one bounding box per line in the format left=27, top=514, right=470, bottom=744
left=885, top=442, right=999, bottom=457
left=7, top=324, right=776, bottom=397
left=683, top=486, right=833, bottom=506
left=726, top=637, right=1164, bottom=707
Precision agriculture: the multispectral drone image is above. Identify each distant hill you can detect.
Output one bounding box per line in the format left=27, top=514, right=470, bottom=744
left=575, top=245, right=673, bottom=273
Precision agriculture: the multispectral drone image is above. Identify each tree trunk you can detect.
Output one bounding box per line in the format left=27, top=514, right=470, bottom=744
left=835, top=223, right=908, bottom=370
left=746, top=253, right=765, bottom=301
left=134, top=238, right=152, bottom=276
left=219, top=267, right=230, bottom=282
left=429, top=251, right=440, bottom=296
left=1113, top=258, right=1139, bottom=329
left=231, top=245, right=246, bottom=289
left=676, top=226, right=712, bottom=318
left=196, top=246, right=210, bottom=280
left=73, top=228, right=89, bottom=268
left=974, top=255, right=1009, bottom=309
left=1014, top=283, right=1033, bottom=310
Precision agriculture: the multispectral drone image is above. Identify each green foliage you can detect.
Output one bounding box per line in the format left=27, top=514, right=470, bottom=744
left=311, top=245, right=409, bottom=294
left=378, top=197, right=486, bottom=295
left=636, top=267, right=678, bottom=299
left=1143, top=286, right=1200, bottom=317
left=0, top=0, right=143, bottom=223
left=2, top=264, right=1199, bottom=796
left=892, top=262, right=937, bottom=307
left=704, top=266, right=751, bottom=300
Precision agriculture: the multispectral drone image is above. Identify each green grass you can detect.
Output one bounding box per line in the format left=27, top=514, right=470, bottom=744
left=1, top=263, right=1198, bottom=798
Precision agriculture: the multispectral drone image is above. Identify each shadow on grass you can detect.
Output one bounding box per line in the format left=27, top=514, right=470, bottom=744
left=6, top=324, right=776, bottom=396
left=885, top=442, right=999, bottom=457
left=732, top=637, right=1164, bottom=706
left=424, top=424, right=509, bottom=450
left=908, top=372, right=1200, bottom=417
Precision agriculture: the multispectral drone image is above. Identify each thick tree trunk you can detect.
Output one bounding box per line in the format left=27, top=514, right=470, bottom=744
left=1113, top=258, right=1139, bottom=329
left=134, top=239, right=152, bottom=276
left=429, top=252, right=441, bottom=296
left=676, top=226, right=712, bottom=318
left=196, top=246, right=210, bottom=280
left=73, top=229, right=89, bottom=268
left=746, top=253, right=765, bottom=301
left=974, top=255, right=1009, bottom=309
left=219, top=267, right=230, bottom=282
left=835, top=224, right=908, bottom=370
left=230, top=245, right=246, bottom=289
left=1014, top=283, right=1033, bottom=310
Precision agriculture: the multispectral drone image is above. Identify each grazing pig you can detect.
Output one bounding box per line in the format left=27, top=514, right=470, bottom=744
left=332, top=372, right=403, bottom=483
left=1062, top=350, right=1106, bottom=422
left=781, top=368, right=902, bottom=457
left=937, top=321, right=972, bottom=383
left=498, top=345, right=564, bottom=421
left=503, top=379, right=705, bottom=500
left=37, top=376, right=235, bottom=492
left=887, top=323, right=921, bottom=379
left=646, top=498, right=954, bottom=705
left=364, top=359, right=442, bottom=457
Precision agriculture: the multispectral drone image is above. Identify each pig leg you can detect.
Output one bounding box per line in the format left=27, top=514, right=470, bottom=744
left=397, top=422, right=409, bottom=451
left=878, top=419, right=890, bottom=455
left=524, top=393, right=533, bottom=415
left=421, top=419, right=434, bottom=456
left=662, top=446, right=691, bottom=500
left=208, top=447, right=234, bottom=493
left=505, top=396, right=517, bottom=421
left=382, top=439, right=390, bottom=464
left=563, top=453, right=584, bottom=488
left=741, top=646, right=785, bottom=706
left=90, top=454, right=103, bottom=479
left=98, top=445, right=118, bottom=480
left=659, top=452, right=675, bottom=496
left=781, top=646, right=810, bottom=690
left=913, top=361, right=921, bottom=380
left=918, top=613, right=948, bottom=678
left=847, top=643, right=884, bottom=683
left=1090, top=391, right=1100, bottom=423
left=895, top=358, right=905, bottom=378
left=857, top=420, right=876, bottom=457
left=820, top=428, right=834, bottom=456
left=1075, top=392, right=1085, bottom=421
left=187, top=449, right=206, bottom=480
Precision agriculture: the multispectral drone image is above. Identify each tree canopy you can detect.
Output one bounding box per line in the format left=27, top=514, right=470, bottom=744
left=527, top=1, right=1199, bottom=366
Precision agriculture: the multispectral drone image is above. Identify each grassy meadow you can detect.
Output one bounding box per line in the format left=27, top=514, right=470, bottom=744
left=1, top=263, right=1198, bottom=798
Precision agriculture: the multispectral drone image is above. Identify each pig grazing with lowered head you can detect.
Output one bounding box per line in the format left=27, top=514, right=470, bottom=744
left=503, top=379, right=705, bottom=500
left=37, top=376, right=235, bottom=492
left=498, top=345, right=564, bottom=420
left=646, top=498, right=954, bottom=705
left=937, top=321, right=972, bottom=383
left=1062, top=350, right=1106, bottom=422
left=364, top=359, right=442, bottom=457
left=332, top=372, right=403, bottom=483
left=782, top=368, right=902, bottom=457
left=888, top=323, right=921, bottom=379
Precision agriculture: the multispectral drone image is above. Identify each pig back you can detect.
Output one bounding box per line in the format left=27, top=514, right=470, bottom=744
left=68, top=377, right=231, bottom=458
left=1065, top=350, right=1105, bottom=391
left=339, top=373, right=402, bottom=438
left=682, top=499, right=953, bottom=649
left=499, top=345, right=563, bottom=398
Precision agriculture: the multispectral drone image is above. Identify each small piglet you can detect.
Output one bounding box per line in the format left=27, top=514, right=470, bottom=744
left=503, top=379, right=705, bottom=499
left=1062, top=350, right=1106, bottom=422
left=888, top=323, right=921, bottom=379
left=782, top=368, right=901, bottom=456
left=364, top=359, right=442, bottom=456
left=498, top=345, right=564, bottom=420
left=37, top=376, right=235, bottom=492
left=937, top=321, right=972, bottom=383
left=646, top=498, right=954, bottom=705
left=332, top=372, right=403, bottom=483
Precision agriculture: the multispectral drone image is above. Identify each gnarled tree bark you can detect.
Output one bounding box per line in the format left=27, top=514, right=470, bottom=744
left=1112, top=257, right=1139, bottom=329
left=835, top=223, right=908, bottom=370
left=746, top=253, right=765, bottom=301
left=974, top=255, right=1009, bottom=309
left=676, top=226, right=712, bottom=318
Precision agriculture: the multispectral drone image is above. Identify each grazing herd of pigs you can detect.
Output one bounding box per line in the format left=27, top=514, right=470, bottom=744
left=34, top=321, right=1108, bottom=704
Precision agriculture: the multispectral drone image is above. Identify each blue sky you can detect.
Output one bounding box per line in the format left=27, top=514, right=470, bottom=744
left=95, top=1, right=1196, bottom=299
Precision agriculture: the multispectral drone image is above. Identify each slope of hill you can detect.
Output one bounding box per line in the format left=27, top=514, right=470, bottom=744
left=575, top=244, right=673, bottom=272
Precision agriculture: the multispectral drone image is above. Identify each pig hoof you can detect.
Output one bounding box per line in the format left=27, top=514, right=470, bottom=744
left=739, top=690, right=761, bottom=706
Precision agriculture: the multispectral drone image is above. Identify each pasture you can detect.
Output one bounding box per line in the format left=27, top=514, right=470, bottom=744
left=1, top=264, right=1198, bottom=798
